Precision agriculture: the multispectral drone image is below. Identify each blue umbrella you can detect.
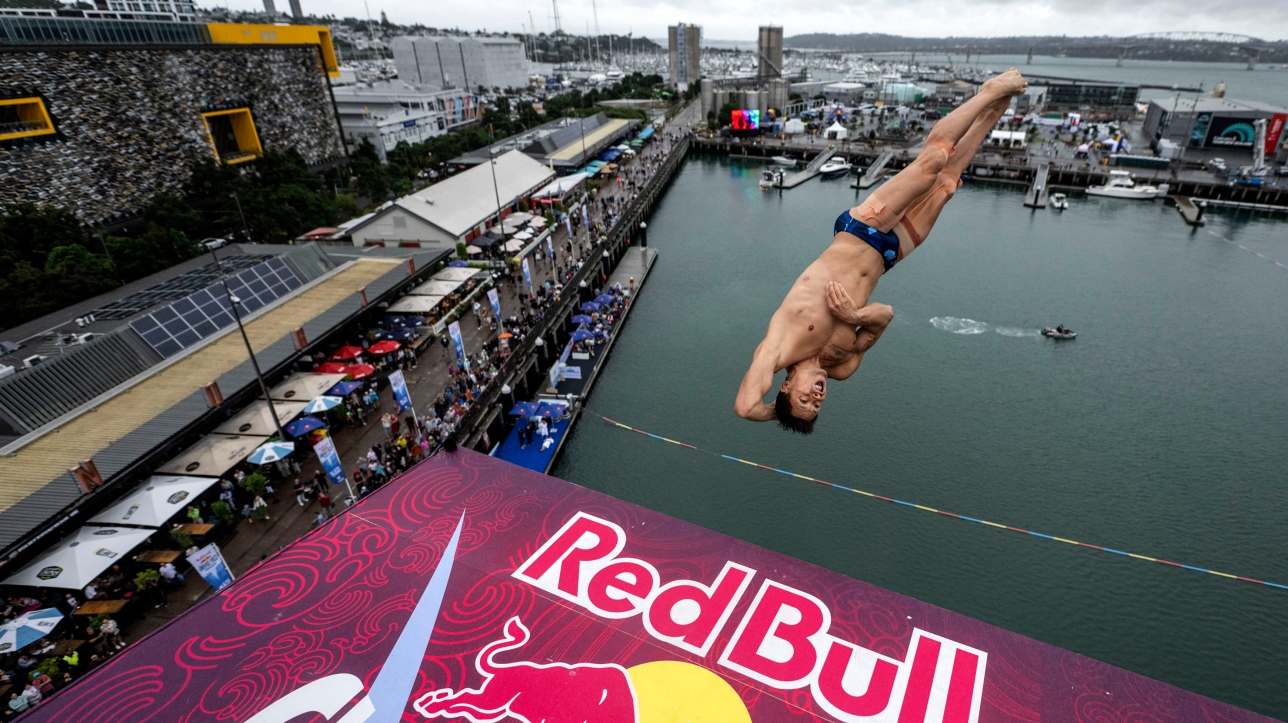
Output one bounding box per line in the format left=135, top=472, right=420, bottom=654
left=580, top=301, right=601, bottom=312
left=571, top=314, right=593, bottom=325
left=508, top=401, right=542, bottom=416
left=536, top=401, right=567, bottom=417
left=594, top=293, right=615, bottom=305
left=390, top=327, right=418, bottom=342
left=284, top=416, right=326, bottom=438
left=303, top=395, right=343, bottom=414
left=0, top=608, right=62, bottom=651
left=448, top=260, right=470, bottom=267
left=327, top=381, right=363, bottom=396
left=248, top=441, right=295, bottom=465
left=380, top=314, right=415, bottom=328
left=570, top=329, right=595, bottom=342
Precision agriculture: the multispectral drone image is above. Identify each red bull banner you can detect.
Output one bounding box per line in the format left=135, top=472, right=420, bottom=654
left=25, top=451, right=1270, bottom=722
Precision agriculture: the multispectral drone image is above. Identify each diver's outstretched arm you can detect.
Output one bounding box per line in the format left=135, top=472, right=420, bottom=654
left=735, top=342, right=778, bottom=422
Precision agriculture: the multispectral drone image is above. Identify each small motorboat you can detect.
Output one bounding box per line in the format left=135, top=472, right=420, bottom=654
left=1042, top=327, right=1077, bottom=340
left=818, top=159, right=854, bottom=177
left=771, top=155, right=797, bottom=167
left=1050, top=192, right=1068, bottom=210
left=759, top=168, right=784, bottom=191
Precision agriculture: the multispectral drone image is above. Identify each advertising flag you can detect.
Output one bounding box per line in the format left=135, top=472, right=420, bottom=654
left=185, top=544, right=234, bottom=591
left=486, top=288, right=501, bottom=321
left=388, top=369, right=413, bottom=413
left=521, top=257, right=532, bottom=289
left=581, top=204, right=588, bottom=229
left=312, top=436, right=346, bottom=486
left=448, top=321, right=466, bottom=361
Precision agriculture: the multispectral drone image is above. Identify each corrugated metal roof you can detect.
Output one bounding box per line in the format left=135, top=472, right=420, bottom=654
left=0, top=252, right=447, bottom=554
left=0, top=260, right=397, bottom=518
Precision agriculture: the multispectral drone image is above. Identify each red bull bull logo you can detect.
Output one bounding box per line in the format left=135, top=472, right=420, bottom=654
left=512, top=512, right=988, bottom=722
left=415, top=617, right=638, bottom=723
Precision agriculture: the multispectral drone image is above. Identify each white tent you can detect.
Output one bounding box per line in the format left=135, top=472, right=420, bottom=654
left=2, top=526, right=156, bottom=590
left=87, top=475, right=222, bottom=528
left=824, top=122, right=848, bottom=140
left=784, top=118, right=806, bottom=135
left=388, top=295, right=446, bottom=314
left=265, top=373, right=346, bottom=403
left=156, top=433, right=269, bottom=477
left=212, top=400, right=307, bottom=436
left=431, top=267, right=484, bottom=282
left=408, top=279, right=465, bottom=297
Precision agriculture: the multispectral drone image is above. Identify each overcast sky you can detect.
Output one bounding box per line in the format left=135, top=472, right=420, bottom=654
left=227, top=0, right=1288, bottom=41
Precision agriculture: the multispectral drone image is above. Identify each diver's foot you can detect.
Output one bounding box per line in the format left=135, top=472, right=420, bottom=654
left=983, top=68, right=1028, bottom=97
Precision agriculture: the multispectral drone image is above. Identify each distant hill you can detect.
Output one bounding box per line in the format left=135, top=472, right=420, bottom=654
left=784, top=33, right=1288, bottom=63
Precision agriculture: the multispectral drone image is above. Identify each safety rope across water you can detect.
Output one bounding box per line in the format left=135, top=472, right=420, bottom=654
left=592, top=413, right=1287, bottom=592
left=1207, top=228, right=1287, bottom=269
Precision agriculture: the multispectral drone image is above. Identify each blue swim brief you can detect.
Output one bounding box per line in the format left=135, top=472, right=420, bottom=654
left=834, top=209, right=899, bottom=272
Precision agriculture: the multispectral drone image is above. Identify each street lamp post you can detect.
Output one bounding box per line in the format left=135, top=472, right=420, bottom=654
left=230, top=192, right=252, bottom=244
left=210, top=245, right=287, bottom=442
left=488, top=149, right=508, bottom=249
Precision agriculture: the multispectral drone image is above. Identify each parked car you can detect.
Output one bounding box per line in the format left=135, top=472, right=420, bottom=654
left=201, top=238, right=228, bottom=250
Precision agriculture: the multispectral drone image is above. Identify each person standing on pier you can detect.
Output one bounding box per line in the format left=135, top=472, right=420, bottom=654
left=735, top=69, right=1027, bottom=433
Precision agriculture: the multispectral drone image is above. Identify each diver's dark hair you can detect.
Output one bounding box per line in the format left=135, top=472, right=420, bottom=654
left=774, top=391, right=816, bottom=435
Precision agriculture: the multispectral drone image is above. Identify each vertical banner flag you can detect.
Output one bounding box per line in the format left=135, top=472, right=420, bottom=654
left=581, top=203, right=588, bottom=229
left=546, top=234, right=554, bottom=259
left=565, top=214, right=574, bottom=239
left=388, top=369, right=413, bottom=413
left=522, top=257, right=532, bottom=289
left=448, top=321, right=466, bottom=360
left=1267, top=113, right=1287, bottom=155
left=487, top=288, right=502, bottom=330
left=186, top=543, right=235, bottom=591
left=313, top=436, right=346, bottom=486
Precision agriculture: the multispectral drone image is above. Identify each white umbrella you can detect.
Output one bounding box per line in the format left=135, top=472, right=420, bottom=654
left=248, top=441, right=295, bottom=465
left=88, top=475, right=221, bottom=528
left=466, top=245, right=483, bottom=255
left=0, top=608, right=63, bottom=653
left=303, top=395, right=343, bottom=414
left=512, top=230, right=533, bottom=240
left=528, top=217, right=547, bottom=227
left=506, top=211, right=533, bottom=224
left=2, top=526, right=156, bottom=589
left=501, top=218, right=526, bottom=233
left=502, top=239, right=526, bottom=253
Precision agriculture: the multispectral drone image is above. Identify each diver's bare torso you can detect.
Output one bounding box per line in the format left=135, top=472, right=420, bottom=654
left=766, top=235, right=885, bottom=372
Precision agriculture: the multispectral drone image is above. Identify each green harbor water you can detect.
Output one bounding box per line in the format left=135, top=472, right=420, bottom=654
left=553, top=155, right=1288, bottom=717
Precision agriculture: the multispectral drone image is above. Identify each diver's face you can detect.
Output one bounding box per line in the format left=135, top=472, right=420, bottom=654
left=782, top=365, right=827, bottom=419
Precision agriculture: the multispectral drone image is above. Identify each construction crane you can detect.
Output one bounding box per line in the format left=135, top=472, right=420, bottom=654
left=550, top=0, right=562, bottom=34
left=591, top=0, right=601, bottom=63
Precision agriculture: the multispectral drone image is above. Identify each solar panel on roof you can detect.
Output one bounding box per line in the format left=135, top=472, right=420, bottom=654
left=90, top=255, right=269, bottom=320
left=128, top=257, right=303, bottom=359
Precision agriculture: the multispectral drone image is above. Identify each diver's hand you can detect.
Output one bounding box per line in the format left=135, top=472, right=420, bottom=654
left=825, top=282, right=863, bottom=326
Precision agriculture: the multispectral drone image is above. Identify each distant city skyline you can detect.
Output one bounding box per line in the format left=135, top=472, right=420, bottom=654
left=213, top=0, right=1288, bottom=42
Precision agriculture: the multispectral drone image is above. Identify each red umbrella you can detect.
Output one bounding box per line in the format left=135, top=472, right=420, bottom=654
left=345, top=363, right=376, bottom=380
left=369, top=340, right=401, bottom=354
left=330, top=345, right=365, bottom=361
left=312, top=362, right=349, bottom=374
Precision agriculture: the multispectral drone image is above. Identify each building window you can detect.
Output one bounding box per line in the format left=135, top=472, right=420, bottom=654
left=200, top=108, right=262, bottom=164
left=0, top=97, right=55, bottom=142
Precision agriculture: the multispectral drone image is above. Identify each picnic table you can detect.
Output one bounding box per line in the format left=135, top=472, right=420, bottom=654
left=133, top=550, right=181, bottom=564
left=74, top=600, right=126, bottom=616
left=173, top=523, right=214, bottom=536
left=47, top=639, right=83, bottom=656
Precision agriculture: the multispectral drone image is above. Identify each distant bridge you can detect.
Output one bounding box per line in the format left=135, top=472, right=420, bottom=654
left=1129, top=31, right=1262, bottom=44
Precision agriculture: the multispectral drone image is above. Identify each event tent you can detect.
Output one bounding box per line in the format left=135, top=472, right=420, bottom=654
left=212, top=400, right=307, bottom=436
left=408, top=279, right=466, bottom=297
left=87, top=475, right=222, bottom=528
left=388, top=295, right=446, bottom=314
left=1, top=526, right=156, bottom=589
left=431, top=267, right=485, bottom=282
left=156, top=434, right=269, bottom=477
left=265, top=373, right=346, bottom=403
left=784, top=118, right=806, bottom=135
left=824, top=122, right=848, bottom=140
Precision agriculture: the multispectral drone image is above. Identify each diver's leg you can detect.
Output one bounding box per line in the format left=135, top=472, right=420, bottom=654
left=851, top=69, right=1027, bottom=232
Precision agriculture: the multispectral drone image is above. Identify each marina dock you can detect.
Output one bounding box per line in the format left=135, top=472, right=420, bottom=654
left=1173, top=196, right=1206, bottom=226
left=854, top=148, right=894, bottom=189
left=777, top=149, right=835, bottom=189
left=1024, top=163, right=1051, bottom=208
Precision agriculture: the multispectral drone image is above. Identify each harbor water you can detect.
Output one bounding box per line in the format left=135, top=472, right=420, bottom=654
left=553, top=156, right=1288, bottom=717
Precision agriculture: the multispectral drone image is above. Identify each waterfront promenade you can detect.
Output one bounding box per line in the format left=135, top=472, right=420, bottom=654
left=123, top=103, right=700, bottom=640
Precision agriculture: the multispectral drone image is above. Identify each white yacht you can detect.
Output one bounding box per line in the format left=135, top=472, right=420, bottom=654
left=818, top=159, right=854, bottom=177
left=771, top=155, right=797, bottom=167
left=1050, top=192, right=1069, bottom=210
left=1086, top=171, right=1165, bottom=200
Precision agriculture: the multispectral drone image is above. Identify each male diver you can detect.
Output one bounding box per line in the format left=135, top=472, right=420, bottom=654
left=735, top=69, right=1028, bottom=432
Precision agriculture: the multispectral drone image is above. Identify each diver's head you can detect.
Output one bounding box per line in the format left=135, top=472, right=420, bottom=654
left=775, top=363, right=826, bottom=434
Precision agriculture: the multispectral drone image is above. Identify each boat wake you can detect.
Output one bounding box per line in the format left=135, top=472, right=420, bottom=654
left=929, top=317, right=1041, bottom=338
